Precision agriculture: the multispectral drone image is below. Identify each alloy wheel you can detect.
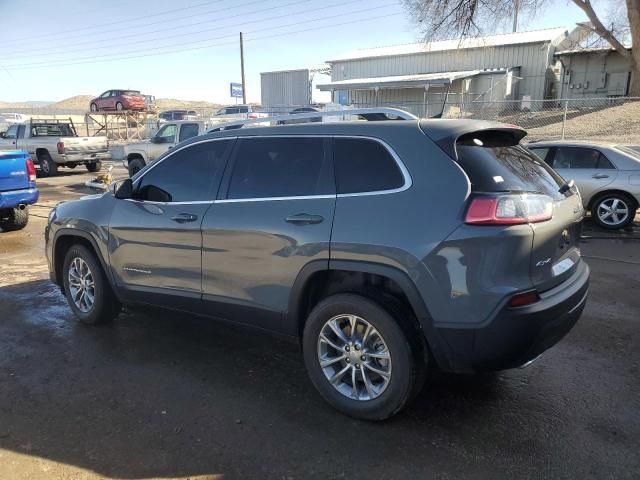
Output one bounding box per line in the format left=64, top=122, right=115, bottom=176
left=597, top=198, right=629, bottom=227
left=68, top=257, right=95, bottom=313
left=317, top=314, right=392, bottom=401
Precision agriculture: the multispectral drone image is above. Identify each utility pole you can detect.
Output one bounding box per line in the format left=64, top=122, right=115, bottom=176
left=240, top=32, right=246, bottom=104
left=512, top=0, right=520, bottom=32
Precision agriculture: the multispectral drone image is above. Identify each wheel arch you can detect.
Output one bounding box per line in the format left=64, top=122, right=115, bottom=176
left=126, top=152, right=147, bottom=164
left=587, top=189, right=638, bottom=211
left=35, top=148, right=50, bottom=160
left=52, top=229, right=117, bottom=293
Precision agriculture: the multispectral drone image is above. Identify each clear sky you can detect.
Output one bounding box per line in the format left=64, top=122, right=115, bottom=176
left=0, top=0, right=599, bottom=104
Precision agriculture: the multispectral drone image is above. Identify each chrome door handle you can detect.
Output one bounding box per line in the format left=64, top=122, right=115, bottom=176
left=171, top=213, right=198, bottom=223
left=592, top=174, right=609, bottom=179
left=285, top=213, right=324, bottom=225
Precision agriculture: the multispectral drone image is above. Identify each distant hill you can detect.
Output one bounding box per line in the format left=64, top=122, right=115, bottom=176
left=0, top=95, right=225, bottom=112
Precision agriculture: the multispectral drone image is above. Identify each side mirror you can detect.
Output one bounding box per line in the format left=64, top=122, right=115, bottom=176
left=0, top=132, right=5, bottom=138
left=150, top=136, right=161, bottom=144
left=114, top=178, right=133, bottom=199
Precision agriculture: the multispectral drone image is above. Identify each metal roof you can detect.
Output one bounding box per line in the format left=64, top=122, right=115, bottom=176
left=317, top=70, right=483, bottom=91
left=554, top=46, right=632, bottom=56
left=327, top=27, right=569, bottom=63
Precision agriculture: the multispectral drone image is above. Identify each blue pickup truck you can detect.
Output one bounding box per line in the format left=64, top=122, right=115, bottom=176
left=0, top=150, right=39, bottom=231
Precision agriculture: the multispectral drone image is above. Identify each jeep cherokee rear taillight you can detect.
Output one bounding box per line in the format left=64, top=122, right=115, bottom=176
left=465, top=194, right=554, bottom=225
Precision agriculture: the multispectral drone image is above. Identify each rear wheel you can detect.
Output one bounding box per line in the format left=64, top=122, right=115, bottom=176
left=0, top=207, right=29, bottom=231
left=62, top=244, right=121, bottom=324
left=592, top=193, right=636, bottom=229
left=38, top=152, right=58, bottom=177
left=303, top=294, right=425, bottom=420
left=128, top=157, right=145, bottom=177
left=86, top=161, right=102, bottom=173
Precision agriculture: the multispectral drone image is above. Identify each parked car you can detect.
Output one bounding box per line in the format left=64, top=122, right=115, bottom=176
left=158, top=110, right=199, bottom=122
left=45, top=115, right=589, bottom=420
left=0, top=119, right=110, bottom=177
left=0, top=113, right=28, bottom=125
left=0, top=150, right=38, bottom=231
left=123, top=120, right=205, bottom=176
left=89, top=90, right=146, bottom=112
left=277, top=107, right=321, bottom=125
left=209, top=104, right=267, bottom=123
left=528, top=141, right=640, bottom=229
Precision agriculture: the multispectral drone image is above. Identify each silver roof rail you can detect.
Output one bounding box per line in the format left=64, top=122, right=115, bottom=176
left=206, top=107, right=418, bottom=133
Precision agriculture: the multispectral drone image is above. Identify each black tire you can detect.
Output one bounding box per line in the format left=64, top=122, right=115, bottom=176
left=116, top=102, right=124, bottom=111
left=303, top=294, right=425, bottom=420
left=0, top=207, right=29, bottom=231
left=90, top=103, right=98, bottom=112
left=86, top=161, right=102, bottom=173
left=62, top=244, right=122, bottom=325
left=591, top=192, right=637, bottom=230
left=38, top=152, right=58, bottom=177
left=128, top=157, right=145, bottom=177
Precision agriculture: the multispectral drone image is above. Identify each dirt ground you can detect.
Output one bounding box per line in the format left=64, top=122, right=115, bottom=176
left=0, top=164, right=639, bottom=479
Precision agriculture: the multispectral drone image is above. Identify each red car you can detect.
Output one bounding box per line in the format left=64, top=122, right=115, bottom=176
left=89, top=90, right=146, bottom=112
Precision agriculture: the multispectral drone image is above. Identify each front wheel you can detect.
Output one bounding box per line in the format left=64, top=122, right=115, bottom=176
left=116, top=102, right=124, bottom=111
left=592, top=193, right=636, bottom=229
left=303, top=294, right=425, bottom=420
left=128, top=158, right=145, bottom=177
left=63, top=244, right=122, bottom=324
left=86, top=161, right=102, bottom=173
left=90, top=103, right=98, bottom=112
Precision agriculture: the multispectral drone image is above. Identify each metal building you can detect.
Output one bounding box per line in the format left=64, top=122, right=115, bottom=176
left=317, top=26, right=590, bottom=116
left=555, top=47, right=632, bottom=99
left=260, top=66, right=331, bottom=112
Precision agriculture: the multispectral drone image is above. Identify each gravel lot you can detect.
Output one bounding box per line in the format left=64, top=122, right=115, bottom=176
left=0, top=165, right=639, bottom=479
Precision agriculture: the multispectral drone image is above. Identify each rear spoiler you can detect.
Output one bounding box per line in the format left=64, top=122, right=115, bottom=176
left=419, top=119, right=527, bottom=159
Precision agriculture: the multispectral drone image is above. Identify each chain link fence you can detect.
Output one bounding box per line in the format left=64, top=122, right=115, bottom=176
left=349, top=96, right=640, bottom=144
left=3, top=97, right=640, bottom=145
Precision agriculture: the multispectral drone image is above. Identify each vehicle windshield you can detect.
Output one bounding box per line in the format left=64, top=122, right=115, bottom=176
left=31, top=123, right=76, bottom=136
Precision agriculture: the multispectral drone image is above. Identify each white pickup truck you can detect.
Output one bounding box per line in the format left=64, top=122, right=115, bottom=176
left=123, top=120, right=205, bottom=176
left=0, top=119, right=111, bottom=177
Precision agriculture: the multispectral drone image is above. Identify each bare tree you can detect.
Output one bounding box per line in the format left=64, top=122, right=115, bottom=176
left=402, top=0, right=640, bottom=95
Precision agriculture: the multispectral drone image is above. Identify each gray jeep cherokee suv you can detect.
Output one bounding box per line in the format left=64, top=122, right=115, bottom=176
left=45, top=119, right=590, bottom=420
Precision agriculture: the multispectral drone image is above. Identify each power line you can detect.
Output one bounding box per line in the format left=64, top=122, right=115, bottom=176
left=9, top=0, right=318, bottom=58
left=4, top=3, right=399, bottom=69
left=3, top=10, right=403, bottom=71
left=2, top=0, right=220, bottom=46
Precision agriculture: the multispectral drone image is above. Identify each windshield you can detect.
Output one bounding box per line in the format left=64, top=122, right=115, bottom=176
left=31, top=123, right=76, bottom=136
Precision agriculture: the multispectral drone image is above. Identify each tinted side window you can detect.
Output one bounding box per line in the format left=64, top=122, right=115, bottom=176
left=227, top=137, right=331, bottom=199
left=333, top=138, right=404, bottom=194
left=597, top=153, right=615, bottom=169
left=238, top=106, right=249, bottom=114
left=136, top=140, right=230, bottom=202
left=179, top=123, right=199, bottom=142
left=552, top=147, right=600, bottom=169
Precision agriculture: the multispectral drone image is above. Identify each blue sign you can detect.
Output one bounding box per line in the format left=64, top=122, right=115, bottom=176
left=230, top=82, right=244, bottom=98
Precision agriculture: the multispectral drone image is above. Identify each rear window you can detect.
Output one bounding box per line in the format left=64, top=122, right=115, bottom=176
left=456, top=132, right=565, bottom=198
left=123, top=90, right=141, bottom=96
left=31, top=123, right=75, bottom=136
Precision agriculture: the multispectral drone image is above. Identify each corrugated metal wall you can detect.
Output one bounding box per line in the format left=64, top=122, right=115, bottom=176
left=261, top=70, right=311, bottom=109
left=330, top=43, right=553, bottom=100
left=558, top=51, right=631, bottom=99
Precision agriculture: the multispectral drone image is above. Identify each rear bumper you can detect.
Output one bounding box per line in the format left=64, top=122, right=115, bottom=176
left=0, top=187, right=39, bottom=209
left=61, top=151, right=112, bottom=163
left=433, top=260, right=590, bottom=373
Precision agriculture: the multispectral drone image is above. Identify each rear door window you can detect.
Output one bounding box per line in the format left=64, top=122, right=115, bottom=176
left=333, top=138, right=405, bottom=194
left=456, top=132, right=566, bottom=198
left=226, top=137, right=332, bottom=199
left=551, top=147, right=600, bottom=169
left=529, top=147, right=550, bottom=163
